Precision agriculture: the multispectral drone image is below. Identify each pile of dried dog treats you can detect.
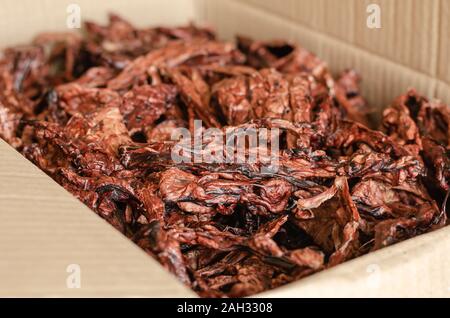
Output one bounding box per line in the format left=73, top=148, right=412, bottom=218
left=0, top=14, right=448, bottom=297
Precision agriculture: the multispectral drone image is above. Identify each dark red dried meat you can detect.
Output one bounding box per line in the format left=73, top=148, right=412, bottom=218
left=0, top=13, right=447, bottom=298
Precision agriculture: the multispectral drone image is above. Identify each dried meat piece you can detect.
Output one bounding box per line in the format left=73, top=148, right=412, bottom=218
left=382, top=89, right=450, bottom=205
left=107, top=39, right=245, bottom=91
left=85, top=14, right=215, bottom=69
left=212, top=69, right=310, bottom=126
left=0, top=45, right=49, bottom=98
left=285, top=247, right=324, bottom=270
left=24, top=106, right=130, bottom=176
left=248, top=215, right=288, bottom=257
left=165, top=68, right=221, bottom=128
left=417, top=100, right=450, bottom=147
left=146, top=119, right=187, bottom=142
left=33, top=32, right=83, bottom=80
left=382, top=89, right=423, bottom=155
left=121, top=84, right=178, bottom=134
left=47, top=83, right=121, bottom=122
left=133, top=221, right=191, bottom=285
left=335, top=69, right=370, bottom=126
left=422, top=137, right=449, bottom=191
left=237, top=36, right=328, bottom=80
left=292, top=177, right=361, bottom=265
left=72, top=66, right=116, bottom=88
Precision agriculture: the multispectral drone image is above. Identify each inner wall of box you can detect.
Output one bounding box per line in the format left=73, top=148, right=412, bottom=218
left=1, top=0, right=448, bottom=114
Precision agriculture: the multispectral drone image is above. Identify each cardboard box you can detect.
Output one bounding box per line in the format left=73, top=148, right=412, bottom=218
left=0, top=0, right=449, bottom=297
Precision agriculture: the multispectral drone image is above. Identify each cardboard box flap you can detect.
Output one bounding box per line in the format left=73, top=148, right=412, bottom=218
left=0, top=0, right=197, bottom=47
left=0, top=140, right=195, bottom=297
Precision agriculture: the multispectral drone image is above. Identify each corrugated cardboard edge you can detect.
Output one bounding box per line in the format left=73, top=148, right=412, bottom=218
left=0, top=139, right=195, bottom=297
left=0, top=140, right=196, bottom=297
left=199, top=0, right=450, bottom=115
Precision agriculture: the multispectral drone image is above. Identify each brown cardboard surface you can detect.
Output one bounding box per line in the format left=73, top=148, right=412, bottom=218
left=0, top=140, right=195, bottom=297
left=0, top=0, right=196, bottom=48
left=439, top=0, right=450, bottom=84
left=0, top=0, right=449, bottom=297
left=241, top=0, right=357, bottom=44
left=203, top=0, right=442, bottom=113
left=239, top=0, right=441, bottom=77
left=256, top=226, right=450, bottom=297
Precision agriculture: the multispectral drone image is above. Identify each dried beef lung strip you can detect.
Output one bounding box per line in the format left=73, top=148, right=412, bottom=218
left=85, top=13, right=215, bottom=70
left=381, top=89, right=450, bottom=209
left=0, top=13, right=448, bottom=298
left=107, top=39, right=245, bottom=91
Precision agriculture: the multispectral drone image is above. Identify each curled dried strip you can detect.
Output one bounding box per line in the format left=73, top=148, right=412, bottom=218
left=33, top=32, right=83, bottom=80
left=0, top=91, right=32, bottom=148
left=72, top=67, right=116, bottom=88
left=285, top=247, right=324, bottom=270
left=133, top=221, right=191, bottom=285
left=227, top=255, right=275, bottom=297
left=327, top=120, right=409, bottom=157
left=422, top=137, right=449, bottom=191
left=85, top=14, right=215, bottom=69
left=382, top=89, right=424, bottom=155
left=168, top=224, right=246, bottom=251
left=292, top=177, right=360, bottom=264
left=146, top=119, right=187, bottom=142
left=236, top=36, right=329, bottom=81
left=165, top=68, right=221, bottom=128
left=159, top=167, right=293, bottom=216
left=121, top=84, right=178, bottom=134
left=25, top=106, right=129, bottom=176
left=212, top=69, right=312, bottom=126
left=295, top=184, right=337, bottom=213
left=0, top=46, right=49, bottom=147
left=372, top=198, right=443, bottom=251
left=248, top=215, right=288, bottom=257
left=47, top=83, right=121, bottom=121
left=0, top=45, right=49, bottom=97
left=417, top=100, right=450, bottom=148
left=54, top=168, right=144, bottom=234
left=382, top=89, right=450, bottom=205
left=135, top=182, right=166, bottom=224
